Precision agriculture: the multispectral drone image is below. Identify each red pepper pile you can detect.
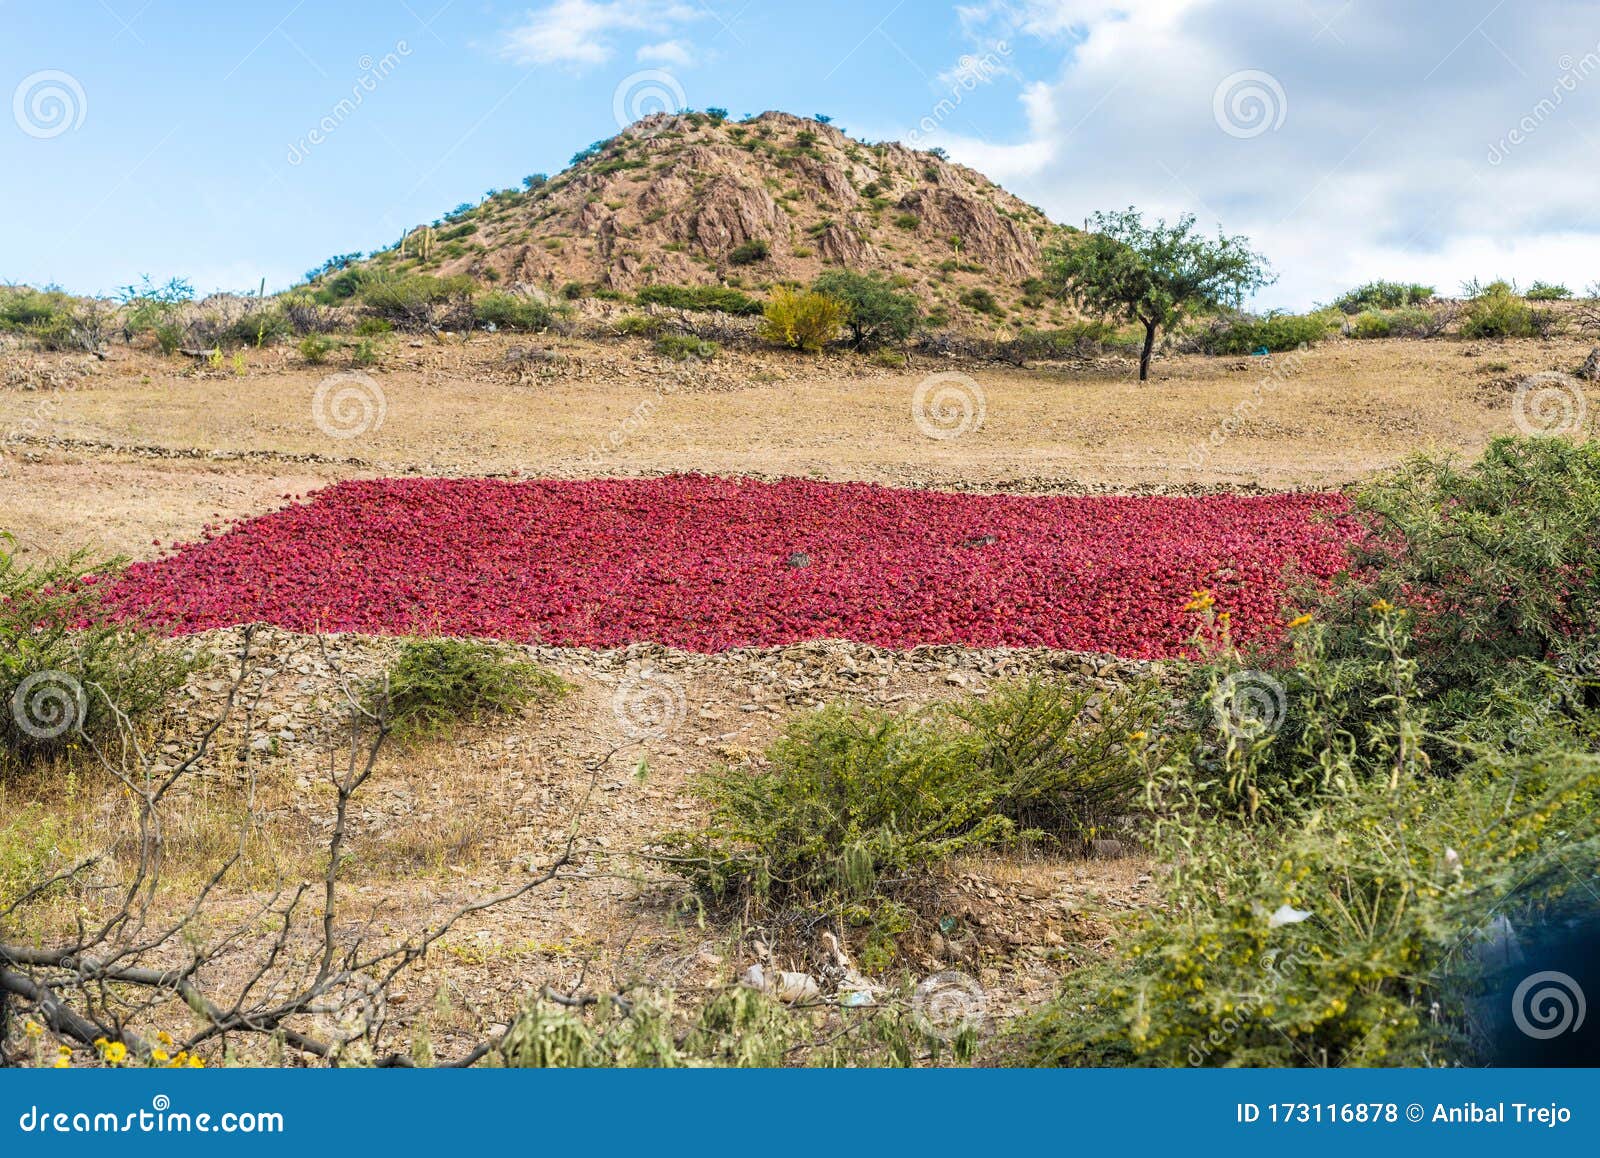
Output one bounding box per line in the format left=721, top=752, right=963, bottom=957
left=103, top=475, right=1354, bottom=657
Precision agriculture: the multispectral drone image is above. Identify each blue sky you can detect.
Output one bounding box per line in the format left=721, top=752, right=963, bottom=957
left=4, top=1, right=1600, bottom=309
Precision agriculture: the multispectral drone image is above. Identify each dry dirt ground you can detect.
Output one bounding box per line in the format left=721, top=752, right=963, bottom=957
left=2, top=329, right=1596, bottom=1064
left=2, top=330, right=1594, bottom=563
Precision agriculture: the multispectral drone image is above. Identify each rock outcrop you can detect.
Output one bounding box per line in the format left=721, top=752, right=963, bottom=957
left=357, top=111, right=1064, bottom=320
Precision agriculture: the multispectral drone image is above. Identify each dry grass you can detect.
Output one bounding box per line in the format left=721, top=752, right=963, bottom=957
left=3, top=332, right=1596, bottom=562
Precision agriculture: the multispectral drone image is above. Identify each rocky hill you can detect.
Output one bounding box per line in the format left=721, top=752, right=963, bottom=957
left=356, top=111, right=1066, bottom=324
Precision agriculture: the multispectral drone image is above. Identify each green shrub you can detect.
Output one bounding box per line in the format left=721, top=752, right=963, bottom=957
left=1200, top=310, right=1334, bottom=354
left=757, top=287, right=845, bottom=353
left=654, top=334, right=717, bottom=360
left=958, top=287, right=1002, bottom=316
left=614, top=314, right=664, bottom=337
left=220, top=308, right=290, bottom=348
left=634, top=284, right=763, bottom=315
left=1347, top=307, right=1438, bottom=339
left=297, top=334, right=334, bottom=365
left=1525, top=280, right=1572, bottom=301
left=0, top=803, right=80, bottom=908
left=0, top=288, right=75, bottom=332
left=1003, top=322, right=1117, bottom=360
left=1, top=539, right=189, bottom=773
left=893, top=213, right=920, bottom=231
left=116, top=276, right=193, bottom=349
left=811, top=270, right=921, bottom=349
left=473, top=292, right=555, bottom=332
left=1301, top=437, right=1600, bottom=717
left=349, top=338, right=381, bottom=367
left=312, top=268, right=367, bottom=303
left=1329, top=280, right=1434, bottom=314
left=358, top=273, right=476, bottom=323
left=946, top=679, right=1169, bottom=846
left=660, top=678, right=1168, bottom=959
left=660, top=704, right=1011, bottom=936
left=371, top=638, right=567, bottom=742
left=23, top=303, right=113, bottom=353
left=1016, top=608, right=1600, bottom=1067
left=1460, top=281, right=1543, bottom=338
left=728, top=239, right=771, bottom=266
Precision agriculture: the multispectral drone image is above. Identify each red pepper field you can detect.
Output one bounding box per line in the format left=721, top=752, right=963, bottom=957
left=102, top=475, right=1356, bottom=658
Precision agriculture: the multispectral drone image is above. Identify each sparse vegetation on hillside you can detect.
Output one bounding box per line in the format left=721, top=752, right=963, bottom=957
left=634, top=284, right=763, bottom=315
left=1329, top=280, right=1434, bottom=314
left=1196, top=310, right=1336, bottom=355
left=1459, top=279, right=1554, bottom=339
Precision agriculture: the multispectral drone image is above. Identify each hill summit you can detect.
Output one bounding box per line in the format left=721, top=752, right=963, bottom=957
left=356, top=111, right=1062, bottom=318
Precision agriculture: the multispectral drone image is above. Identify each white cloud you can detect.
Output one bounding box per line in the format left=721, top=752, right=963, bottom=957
left=637, top=39, right=696, bottom=67
left=926, top=1, right=1600, bottom=308
left=500, top=0, right=702, bottom=68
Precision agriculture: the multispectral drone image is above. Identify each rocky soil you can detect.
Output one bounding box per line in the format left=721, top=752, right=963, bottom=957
left=48, top=626, right=1161, bottom=1061
left=357, top=110, right=1060, bottom=322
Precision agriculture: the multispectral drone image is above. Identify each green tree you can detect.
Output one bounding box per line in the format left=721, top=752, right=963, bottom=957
left=810, top=270, right=921, bottom=350
left=1044, top=208, right=1272, bottom=380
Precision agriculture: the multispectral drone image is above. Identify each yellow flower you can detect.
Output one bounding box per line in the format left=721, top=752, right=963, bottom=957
left=1369, top=598, right=1395, bottom=614
left=24, top=1021, right=42, bottom=1038
left=152, top=1049, right=169, bottom=1063
left=103, top=1041, right=127, bottom=1065
left=1287, top=614, right=1313, bottom=629
left=186, top=1055, right=204, bottom=1068
left=1183, top=588, right=1216, bottom=613
left=1129, top=730, right=1147, bottom=742
left=156, top=1031, right=174, bottom=1047
left=53, top=1057, right=70, bottom=1069
left=58, top=1045, right=72, bottom=1057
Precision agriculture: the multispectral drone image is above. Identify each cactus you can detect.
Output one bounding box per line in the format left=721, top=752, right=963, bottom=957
left=402, top=225, right=437, bottom=260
